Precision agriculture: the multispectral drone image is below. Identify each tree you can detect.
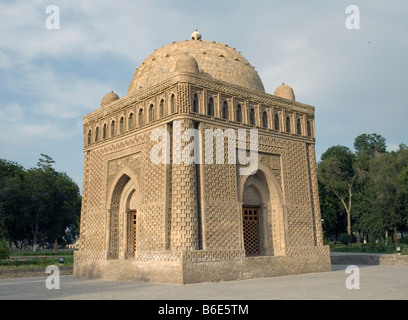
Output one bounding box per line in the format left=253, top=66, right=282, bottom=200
left=24, top=166, right=57, bottom=250
left=319, top=180, right=346, bottom=241
left=353, top=133, right=387, bottom=176
left=399, top=166, right=408, bottom=190
left=354, top=146, right=408, bottom=242
left=354, top=133, right=387, bottom=157
left=37, top=153, right=55, bottom=170
left=25, top=155, right=81, bottom=250
left=398, top=144, right=408, bottom=190
left=0, top=239, right=10, bottom=259
left=318, top=136, right=408, bottom=243
left=351, top=133, right=387, bottom=240
left=0, top=155, right=81, bottom=250
left=48, top=171, right=81, bottom=245
left=318, top=146, right=357, bottom=235
left=0, top=159, right=29, bottom=245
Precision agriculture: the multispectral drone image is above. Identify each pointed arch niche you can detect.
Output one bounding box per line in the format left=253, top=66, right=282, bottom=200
left=106, top=168, right=141, bottom=260
left=239, top=164, right=287, bottom=256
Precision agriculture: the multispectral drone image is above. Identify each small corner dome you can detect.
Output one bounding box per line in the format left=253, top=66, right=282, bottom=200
left=274, top=83, right=295, bottom=101
left=101, top=91, right=119, bottom=107
left=175, top=54, right=199, bottom=74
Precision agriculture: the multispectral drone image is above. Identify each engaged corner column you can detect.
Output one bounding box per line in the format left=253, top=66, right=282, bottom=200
left=170, top=119, right=199, bottom=251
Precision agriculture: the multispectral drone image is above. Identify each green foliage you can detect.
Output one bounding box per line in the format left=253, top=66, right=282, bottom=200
left=11, top=250, right=74, bottom=256
left=319, top=145, right=356, bottom=187
left=354, top=133, right=387, bottom=157
left=354, top=147, right=408, bottom=240
left=319, top=133, right=408, bottom=246
left=376, top=241, right=387, bottom=252
left=399, top=166, right=408, bottom=190
left=0, top=255, right=74, bottom=268
left=331, top=241, right=402, bottom=254
left=36, top=153, right=56, bottom=171
left=0, top=155, right=81, bottom=250
left=400, top=236, right=408, bottom=245
left=0, top=239, right=11, bottom=259
left=318, top=145, right=357, bottom=234
left=339, top=233, right=354, bottom=245
left=319, top=180, right=346, bottom=240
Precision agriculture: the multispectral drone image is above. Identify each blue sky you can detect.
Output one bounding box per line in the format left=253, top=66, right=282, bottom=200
left=1, top=0, right=407, bottom=191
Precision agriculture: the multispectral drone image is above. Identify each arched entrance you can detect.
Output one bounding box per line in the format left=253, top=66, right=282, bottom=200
left=106, top=168, right=140, bottom=259
left=242, top=177, right=268, bottom=256
left=240, top=164, right=287, bottom=256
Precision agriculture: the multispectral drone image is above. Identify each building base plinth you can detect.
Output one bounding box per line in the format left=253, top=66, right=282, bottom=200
left=74, top=247, right=331, bottom=285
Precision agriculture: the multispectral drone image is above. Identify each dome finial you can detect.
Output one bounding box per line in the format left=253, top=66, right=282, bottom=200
left=191, top=28, right=202, bottom=41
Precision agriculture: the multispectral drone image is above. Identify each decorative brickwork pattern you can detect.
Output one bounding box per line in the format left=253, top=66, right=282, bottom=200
left=177, top=83, right=190, bottom=114
left=203, top=201, right=242, bottom=250
left=259, top=152, right=282, bottom=188
left=200, top=122, right=242, bottom=251
left=170, top=119, right=199, bottom=251
left=280, top=141, right=315, bottom=247
left=307, top=143, right=324, bottom=246
left=286, top=245, right=330, bottom=256
left=181, top=249, right=245, bottom=262
left=75, top=33, right=331, bottom=284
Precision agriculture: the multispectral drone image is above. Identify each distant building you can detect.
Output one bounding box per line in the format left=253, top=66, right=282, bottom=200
left=74, top=30, right=331, bottom=284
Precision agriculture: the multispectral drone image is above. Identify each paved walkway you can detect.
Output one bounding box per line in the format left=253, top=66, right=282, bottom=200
left=0, top=264, right=407, bottom=300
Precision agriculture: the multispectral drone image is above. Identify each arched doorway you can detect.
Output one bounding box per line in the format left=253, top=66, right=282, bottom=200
left=242, top=179, right=267, bottom=256
left=240, top=165, right=286, bottom=257
left=122, top=182, right=139, bottom=258
left=106, top=168, right=140, bottom=259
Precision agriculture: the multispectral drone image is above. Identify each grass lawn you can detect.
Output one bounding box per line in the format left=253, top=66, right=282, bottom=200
left=0, top=250, right=74, bottom=269
left=329, top=242, right=408, bottom=254
left=2, top=244, right=406, bottom=270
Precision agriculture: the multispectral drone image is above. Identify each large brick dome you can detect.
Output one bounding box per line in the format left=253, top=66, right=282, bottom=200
left=127, top=30, right=265, bottom=95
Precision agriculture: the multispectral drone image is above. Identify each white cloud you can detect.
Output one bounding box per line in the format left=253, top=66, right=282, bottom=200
left=0, top=1, right=186, bottom=69
left=387, top=144, right=403, bottom=153
left=33, top=102, right=78, bottom=119
left=0, top=102, right=23, bottom=122
left=22, top=123, right=62, bottom=137
left=0, top=50, right=13, bottom=70
left=0, top=0, right=407, bottom=190
left=2, top=62, right=110, bottom=119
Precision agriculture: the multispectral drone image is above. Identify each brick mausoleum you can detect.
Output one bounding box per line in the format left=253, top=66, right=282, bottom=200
left=73, top=29, right=331, bottom=284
